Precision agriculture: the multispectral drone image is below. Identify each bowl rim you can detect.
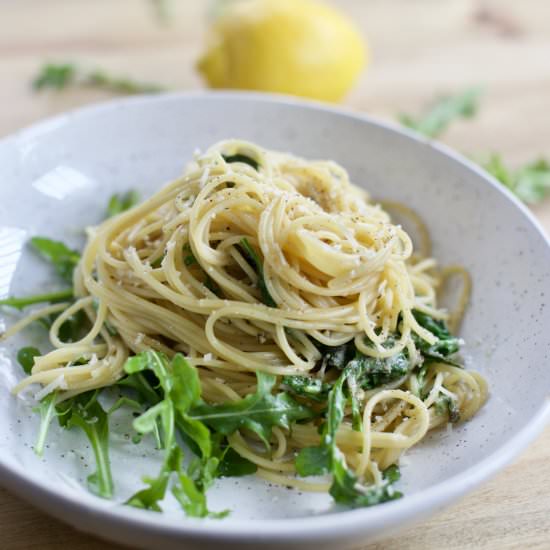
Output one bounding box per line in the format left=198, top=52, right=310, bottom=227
left=1, top=90, right=549, bottom=543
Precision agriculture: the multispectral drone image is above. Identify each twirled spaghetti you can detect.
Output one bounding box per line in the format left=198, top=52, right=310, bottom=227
left=7, top=140, right=488, bottom=500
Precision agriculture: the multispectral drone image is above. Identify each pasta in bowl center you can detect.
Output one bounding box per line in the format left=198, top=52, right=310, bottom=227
left=2, top=139, right=487, bottom=517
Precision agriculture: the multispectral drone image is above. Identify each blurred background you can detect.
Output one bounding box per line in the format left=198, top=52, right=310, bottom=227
left=1, top=1, right=550, bottom=548
left=1, top=0, right=549, bottom=220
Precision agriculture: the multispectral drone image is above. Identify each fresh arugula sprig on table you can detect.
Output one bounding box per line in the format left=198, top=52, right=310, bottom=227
left=33, top=63, right=166, bottom=95
left=482, top=155, right=550, bottom=204
left=399, top=88, right=550, bottom=204
left=399, top=88, right=482, bottom=139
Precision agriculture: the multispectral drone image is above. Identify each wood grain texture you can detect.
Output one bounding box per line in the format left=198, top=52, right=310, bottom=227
left=0, top=0, right=549, bottom=548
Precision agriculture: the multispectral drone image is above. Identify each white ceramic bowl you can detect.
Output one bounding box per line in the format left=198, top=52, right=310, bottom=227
left=0, top=92, right=549, bottom=550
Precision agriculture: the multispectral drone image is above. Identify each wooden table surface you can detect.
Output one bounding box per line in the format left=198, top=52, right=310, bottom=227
left=1, top=0, right=549, bottom=548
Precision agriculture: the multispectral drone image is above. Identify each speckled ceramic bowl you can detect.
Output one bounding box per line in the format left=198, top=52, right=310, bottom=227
left=0, top=93, right=549, bottom=550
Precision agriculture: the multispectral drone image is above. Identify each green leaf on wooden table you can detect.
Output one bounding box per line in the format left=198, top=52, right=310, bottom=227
left=399, top=87, right=482, bottom=138
left=33, top=63, right=76, bottom=90
left=32, top=63, right=166, bottom=95
left=483, top=155, right=550, bottom=204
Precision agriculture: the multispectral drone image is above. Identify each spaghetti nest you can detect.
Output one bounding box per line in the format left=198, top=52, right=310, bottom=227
left=14, top=140, right=487, bottom=494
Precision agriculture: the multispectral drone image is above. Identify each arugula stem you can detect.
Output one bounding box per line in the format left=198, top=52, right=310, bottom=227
left=87, top=425, right=114, bottom=498
left=0, top=289, right=74, bottom=310
left=34, top=393, right=58, bottom=457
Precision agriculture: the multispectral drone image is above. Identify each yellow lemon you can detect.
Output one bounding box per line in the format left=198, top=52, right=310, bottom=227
left=197, top=0, right=367, bottom=102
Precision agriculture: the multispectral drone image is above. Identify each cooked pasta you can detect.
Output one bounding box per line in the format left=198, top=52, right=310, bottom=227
left=5, top=140, right=487, bottom=508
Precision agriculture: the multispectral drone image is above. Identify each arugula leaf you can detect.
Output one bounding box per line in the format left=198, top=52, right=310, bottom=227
left=56, top=391, right=114, bottom=498
left=57, top=309, right=88, bottom=344
left=30, top=237, right=80, bottom=284
left=238, top=238, right=276, bottom=307
left=331, top=469, right=402, bottom=507
left=173, top=456, right=229, bottom=518
left=222, top=154, right=259, bottom=171
left=483, top=155, right=550, bottom=204
left=106, top=190, right=140, bottom=218
left=124, top=352, right=227, bottom=517
left=296, top=370, right=402, bottom=508
left=179, top=244, right=220, bottom=294
left=0, top=236, right=77, bottom=310
left=172, top=465, right=210, bottom=517
left=204, top=274, right=223, bottom=296
left=127, top=443, right=181, bottom=511
left=413, top=310, right=460, bottom=358
left=217, top=447, right=258, bottom=477
left=282, top=375, right=331, bottom=402
left=87, top=70, right=165, bottom=95
left=126, top=359, right=178, bottom=511
left=183, top=243, right=197, bottom=266
left=435, top=395, right=461, bottom=423
left=33, top=63, right=76, bottom=90
left=295, top=372, right=347, bottom=478
left=118, top=371, right=162, bottom=407
left=33, top=63, right=166, bottom=95
left=170, top=354, right=212, bottom=459
left=190, top=371, right=315, bottom=448
left=345, top=351, right=410, bottom=390
left=33, top=392, right=58, bottom=457
left=0, top=289, right=74, bottom=310
left=321, top=341, right=356, bottom=370
left=295, top=445, right=331, bottom=476
left=413, top=311, right=455, bottom=341
left=17, top=347, right=41, bottom=374
left=399, top=88, right=482, bottom=138
left=412, top=364, right=429, bottom=399
left=383, top=464, right=401, bottom=484
left=125, top=352, right=177, bottom=451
